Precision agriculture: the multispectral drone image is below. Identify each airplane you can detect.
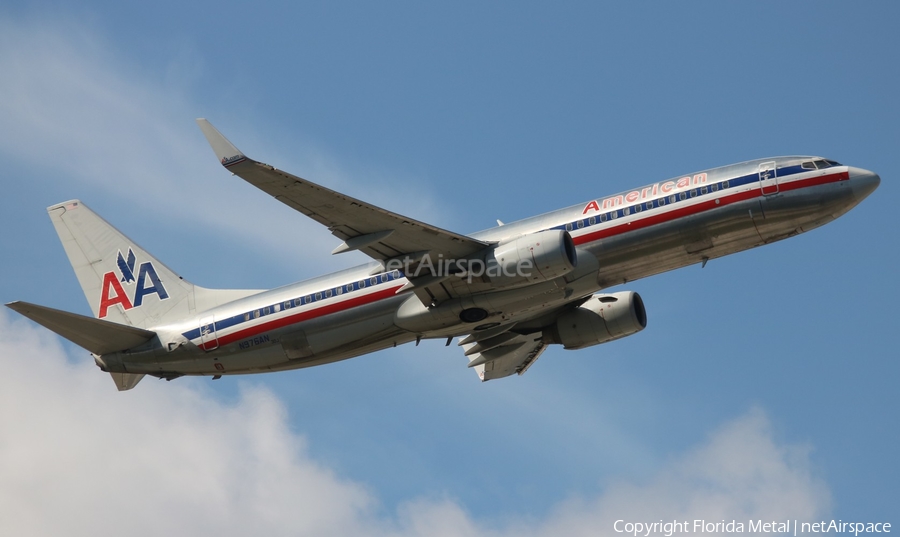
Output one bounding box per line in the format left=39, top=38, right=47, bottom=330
left=6, top=119, right=880, bottom=391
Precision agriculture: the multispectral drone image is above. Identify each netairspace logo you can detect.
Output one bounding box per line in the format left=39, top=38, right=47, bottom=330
left=383, top=253, right=534, bottom=284
left=614, top=519, right=892, bottom=537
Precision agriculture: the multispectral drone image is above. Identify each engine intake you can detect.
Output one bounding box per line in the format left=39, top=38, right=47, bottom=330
left=482, top=229, right=577, bottom=288
left=543, top=291, right=647, bottom=349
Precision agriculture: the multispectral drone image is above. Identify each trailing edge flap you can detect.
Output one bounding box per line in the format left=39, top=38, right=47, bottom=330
left=5, top=301, right=156, bottom=355
left=458, top=322, right=516, bottom=346
left=462, top=332, right=547, bottom=382
left=196, top=119, right=489, bottom=263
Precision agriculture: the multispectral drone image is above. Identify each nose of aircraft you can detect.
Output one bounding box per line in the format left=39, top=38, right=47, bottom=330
left=848, top=166, right=881, bottom=202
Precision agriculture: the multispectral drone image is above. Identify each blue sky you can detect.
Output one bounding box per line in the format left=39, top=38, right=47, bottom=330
left=1, top=2, right=897, bottom=535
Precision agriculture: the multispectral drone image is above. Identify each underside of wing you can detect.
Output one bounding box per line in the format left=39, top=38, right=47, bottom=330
left=462, top=331, right=547, bottom=381
left=197, top=119, right=489, bottom=265
left=455, top=294, right=600, bottom=381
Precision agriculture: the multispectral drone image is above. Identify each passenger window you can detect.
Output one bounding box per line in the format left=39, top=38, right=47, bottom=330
left=358, top=280, right=366, bottom=288
left=645, top=201, right=653, bottom=210
left=315, top=292, right=322, bottom=300
left=689, top=189, right=697, bottom=198
left=600, top=213, right=607, bottom=222
left=711, top=183, right=718, bottom=192
left=264, top=307, right=270, bottom=315
left=305, top=295, right=311, bottom=304
left=610, top=211, right=618, bottom=220
left=659, top=197, right=666, bottom=206
left=722, top=180, right=729, bottom=189
left=370, top=277, right=377, bottom=286
left=576, top=220, right=584, bottom=228
left=253, top=310, right=260, bottom=319
left=393, top=270, right=401, bottom=279
left=274, top=304, right=280, bottom=312
left=325, top=289, right=332, bottom=298
left=669, top=195, right=677, bottom=203
left=244, top=313, right=250, bottom=321
left=634, top=204, right=642, bottom=213
left=589, top=216, right=596, bottom=225
left=701, top=186, right=708, bottom=195
left=679, top=192, right=687, bottom=201
left=623, top=207, right=631, bottom=216
left=565, top=223, right=573, bottom=231
left=294, top=298, right=302, bottom=307
left=336, top=286, right=342, bottom=295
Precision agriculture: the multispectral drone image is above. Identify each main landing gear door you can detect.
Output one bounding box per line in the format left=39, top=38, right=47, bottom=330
left=759, top=161, right=779, bottom=196
left=199, top=316, right=218, bottom=351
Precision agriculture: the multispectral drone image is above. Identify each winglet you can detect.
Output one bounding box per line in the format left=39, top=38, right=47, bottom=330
left=196, top=118, right=247, bottom=168
left=110, top=372, right=146, bottom=391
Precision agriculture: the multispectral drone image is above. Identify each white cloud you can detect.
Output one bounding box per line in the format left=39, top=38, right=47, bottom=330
left=516, top=409, right=831, bottom=536
left=0, top=310, right=830, bottom=537
left=0, top=310, right=374, bottom=537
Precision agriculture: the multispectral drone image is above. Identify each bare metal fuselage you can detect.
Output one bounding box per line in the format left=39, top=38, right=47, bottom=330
left=101, top=157, right=878, bottom=378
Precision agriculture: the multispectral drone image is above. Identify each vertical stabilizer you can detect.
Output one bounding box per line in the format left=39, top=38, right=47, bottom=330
left=47, top=200, right=196, bottom=328
left=47, top=201, right=263, bottom=329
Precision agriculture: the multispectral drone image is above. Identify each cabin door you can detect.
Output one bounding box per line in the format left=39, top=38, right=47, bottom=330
left=758, top=161, right=779, bottom=196
left=199, top=316, right=218, bottom=351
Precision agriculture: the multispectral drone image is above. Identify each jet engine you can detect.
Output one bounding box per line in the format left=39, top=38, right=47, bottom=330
left=543, top=291, right=647, bottom=349
left=481, top=229, right=577, bottom=288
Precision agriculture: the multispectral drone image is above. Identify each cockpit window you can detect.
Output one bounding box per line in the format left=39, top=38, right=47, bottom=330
left=813, top=159, right=831, bottom=169
left=802, top=161, right=816, bottom=170
left=826, top=159, right=842, bottom=166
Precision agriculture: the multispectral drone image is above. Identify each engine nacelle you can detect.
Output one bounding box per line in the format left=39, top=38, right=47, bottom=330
left=482, top=229, right=577, bottom=288
left=543, top=291, right=647, bottom=349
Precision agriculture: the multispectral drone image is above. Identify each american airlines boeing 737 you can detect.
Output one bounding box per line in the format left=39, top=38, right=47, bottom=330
left=6, top=119, right=880, bottom=390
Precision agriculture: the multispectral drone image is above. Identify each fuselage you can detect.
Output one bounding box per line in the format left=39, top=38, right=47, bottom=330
left=103, top=156, right=879, bottom=378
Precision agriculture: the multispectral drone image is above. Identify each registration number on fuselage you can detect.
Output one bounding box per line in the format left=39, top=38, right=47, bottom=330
left=238, top=334, right=271, bottom=350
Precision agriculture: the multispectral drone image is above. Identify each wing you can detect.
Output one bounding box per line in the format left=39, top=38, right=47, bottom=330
left=456, top=294, right=597, bottom=381
left=196, top=119, right=489, bottom=265
left=462, top=330, right=547, bottom=381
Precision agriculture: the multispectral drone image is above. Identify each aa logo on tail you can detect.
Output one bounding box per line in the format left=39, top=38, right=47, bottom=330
left=98, top=248, right=169, bottom=318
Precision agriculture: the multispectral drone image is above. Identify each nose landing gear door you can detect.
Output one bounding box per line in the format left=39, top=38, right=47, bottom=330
left=759, top=161, right=778, bottom=196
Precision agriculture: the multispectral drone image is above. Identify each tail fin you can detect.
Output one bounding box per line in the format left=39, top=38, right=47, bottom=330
left=47, top=200, right=261, bottom=329
left=48, top=200, right=196, bottom=328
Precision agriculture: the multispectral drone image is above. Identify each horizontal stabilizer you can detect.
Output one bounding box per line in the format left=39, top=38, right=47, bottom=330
left=5, top=301, right=156, bottom=355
